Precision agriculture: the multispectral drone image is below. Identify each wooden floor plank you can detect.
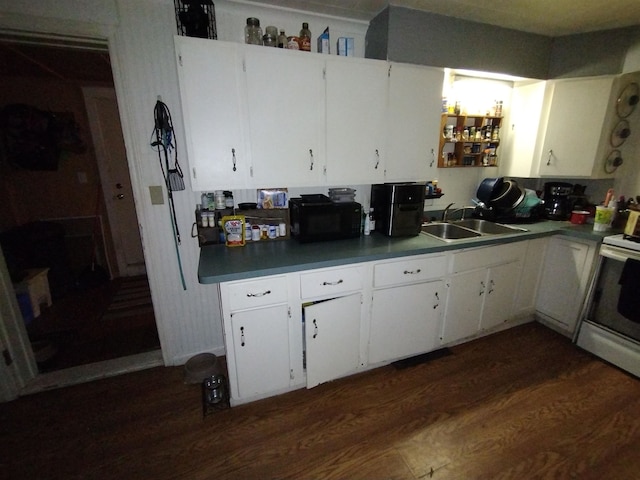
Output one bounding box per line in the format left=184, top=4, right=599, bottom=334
left=2, top=322, right=640, bottom=480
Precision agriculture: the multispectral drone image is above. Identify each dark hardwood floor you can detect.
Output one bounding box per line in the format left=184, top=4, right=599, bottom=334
left=3, top=322, right=639, bottom=480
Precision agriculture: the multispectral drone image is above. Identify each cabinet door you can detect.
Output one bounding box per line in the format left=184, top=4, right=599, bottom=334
left=538, top=77, right=613, bottom=177
left=325, top=57, right=388, bottom=184
left=305, top=293, right=361, bottom=388
left=501, top=80, right=546, bottom=177
left=480, top=261, right=520, bottom=331
left=369, top=280, right=444, bottom=364
left=442, top=269, right=486, bottom=344
left=513, top=238, right=548, bottom=317
left=230, top=305, right=291, bottom=399
left=174, top=36, right=249, bottom=190
left=244, top=47, right=325, bottom=187
left=536, top=237, right=592, bottom=332
left=386, top=63, right=444, bottom=182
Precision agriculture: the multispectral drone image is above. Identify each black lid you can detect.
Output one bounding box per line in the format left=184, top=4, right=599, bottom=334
left=246, top=17, right=260, bottom=26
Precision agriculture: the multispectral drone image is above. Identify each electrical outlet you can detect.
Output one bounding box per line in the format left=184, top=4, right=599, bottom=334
left=149, top=185, right=164, bottom=205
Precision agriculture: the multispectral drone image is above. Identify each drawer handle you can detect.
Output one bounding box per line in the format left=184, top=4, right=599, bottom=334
left=313, top=319, right=318, bottom=338
left=488, top=279, right=495, bottom=294
left=433, top=291, right=439, bottom=309
left=403, top=269, right=422, bottom=275
left=240, top=326, right=245, bottom=347
left=322, top=279, right=343, bottom=286
left=479, top=281, right=485, bottom=296
left=246, top=290, right=271, bottom=297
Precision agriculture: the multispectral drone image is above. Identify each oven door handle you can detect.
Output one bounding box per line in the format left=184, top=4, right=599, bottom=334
left=600, top=244, right=640, bottom=262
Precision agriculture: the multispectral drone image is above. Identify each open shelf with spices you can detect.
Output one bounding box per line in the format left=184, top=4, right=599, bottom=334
left=437, top=113, right=502, bottom=168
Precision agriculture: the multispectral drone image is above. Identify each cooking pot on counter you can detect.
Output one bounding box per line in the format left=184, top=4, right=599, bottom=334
left=489, top=180, right=524, bottom=210
left=476, top=177, right=505, bottom=204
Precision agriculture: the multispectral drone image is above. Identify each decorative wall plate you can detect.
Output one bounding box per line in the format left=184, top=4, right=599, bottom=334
left=616, top=82, right=640, bottom=118
left=610, top=119, right=631, bottom=147
left=604, top=149, right=623, bottom=174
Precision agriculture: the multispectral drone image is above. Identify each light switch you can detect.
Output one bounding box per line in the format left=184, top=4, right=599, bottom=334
left=149, top=185, right=164, bottom=205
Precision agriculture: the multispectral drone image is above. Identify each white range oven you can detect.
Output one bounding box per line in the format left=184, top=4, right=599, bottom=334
left=576, top=234, right=640, bottom=377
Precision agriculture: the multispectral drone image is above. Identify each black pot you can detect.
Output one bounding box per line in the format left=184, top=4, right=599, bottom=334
left=477, top=177, right=504, bottom=204
left=489, top=180, right=524, bottom=210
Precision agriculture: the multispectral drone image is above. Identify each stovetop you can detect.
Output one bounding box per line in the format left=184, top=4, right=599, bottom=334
left=603, top=233, right=640, bottom=251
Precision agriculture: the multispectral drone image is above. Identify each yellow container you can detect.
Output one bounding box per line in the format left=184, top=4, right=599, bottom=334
left=221, top=215, right=245, bottom=247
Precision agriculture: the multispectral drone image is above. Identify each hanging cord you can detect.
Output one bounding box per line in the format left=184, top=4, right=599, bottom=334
left=151, top=98, right=187, bottom=290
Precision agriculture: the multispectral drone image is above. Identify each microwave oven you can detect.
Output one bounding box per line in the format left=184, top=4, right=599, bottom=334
left=289, top=195, right=362, bottom=243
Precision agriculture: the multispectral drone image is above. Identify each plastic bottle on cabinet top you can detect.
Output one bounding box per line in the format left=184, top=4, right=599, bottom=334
left=244, top=17, right=263, bottom=45
left=277, top=30, right=287, bottom=48
left=299, top=22, right=311, bottom=51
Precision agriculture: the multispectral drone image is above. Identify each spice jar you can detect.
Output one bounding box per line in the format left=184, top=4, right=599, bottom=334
left=244, top=17, right=263, bottom=45
left=215, top=190, right=226, bottom=210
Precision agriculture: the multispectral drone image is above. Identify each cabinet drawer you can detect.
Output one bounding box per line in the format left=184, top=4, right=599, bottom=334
left=374, top=253, right=447, bottom=288
left=451, top=242, right=525, bottom=273
left=300, top=266, right=364, bottom=300
left=225, top=275, right=288, bottom=311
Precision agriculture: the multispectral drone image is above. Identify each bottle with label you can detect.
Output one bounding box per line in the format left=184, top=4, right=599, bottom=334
left=364, top=210, right=371, bottom=235
left=369, top=208, right=375, bottom=232
left=244, top=17, right=263, bottom=45
left=299, top=22, right=311, bottom=51
left=277, top=30, right=287, bottom=48
left=215, top=190, right=226, bottom=210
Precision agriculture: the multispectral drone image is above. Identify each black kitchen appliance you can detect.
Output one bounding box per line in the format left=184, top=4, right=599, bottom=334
left=289, top=194, right=362, bottom=243
left=371, top=182, right=426, bottom=237
left=543, top=182, right=573, bottom=220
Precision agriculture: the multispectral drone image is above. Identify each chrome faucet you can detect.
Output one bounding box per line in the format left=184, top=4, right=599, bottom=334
left=442, top=203, right=456, bottom=222
left=442, top=203, right=476, bottom=222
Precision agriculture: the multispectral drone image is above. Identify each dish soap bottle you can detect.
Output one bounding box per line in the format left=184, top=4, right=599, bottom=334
left=299, top=22, right=311, bottom=51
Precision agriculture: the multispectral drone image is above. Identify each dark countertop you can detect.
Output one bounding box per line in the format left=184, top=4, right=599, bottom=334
left=198, top=221, right=615, bottom=284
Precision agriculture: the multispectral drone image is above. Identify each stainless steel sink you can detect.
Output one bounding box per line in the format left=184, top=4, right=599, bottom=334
left=450, top=219, right=528, bottom=235
left=421, top=223, right=481, bottom=241
left=420, top=219, right=528, bottom=242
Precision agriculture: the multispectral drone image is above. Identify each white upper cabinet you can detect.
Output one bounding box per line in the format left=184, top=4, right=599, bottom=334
left=503, top=75, right=628, bottom=179
left=174, top=36, right=250, bottom=191
left=386, top=63, right=444, bottom=182
left=243, top=47, right=326, bottom=188
left=537, top=76, right=616, bottom=178
left=325, top=56, right=389, bottom=185
left=176, top=38, right=446, bottom=189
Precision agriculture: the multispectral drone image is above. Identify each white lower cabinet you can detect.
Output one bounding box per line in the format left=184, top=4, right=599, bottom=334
left=304, top=293, right=362, bottom=388
left=217, top=238, right=569, bottom=406
left=369, top=280, right=444, bottom=364
left=230, top=305, right=291, bottom=399
left=299, top=265, right=365, bottom=388
left=220, top=275, right=302, bottom=405
left=535, top=236, right=598, bottom=336
left=442, top=242, right=526, bottom=345
left=368, top=253, right=447, bottom=364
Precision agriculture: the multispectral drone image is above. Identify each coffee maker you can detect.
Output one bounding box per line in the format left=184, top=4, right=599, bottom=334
left=543, top=182, right=573, bottom=220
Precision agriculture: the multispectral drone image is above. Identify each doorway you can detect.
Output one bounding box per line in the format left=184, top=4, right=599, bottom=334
left=0, top=39, right=161, bottom=379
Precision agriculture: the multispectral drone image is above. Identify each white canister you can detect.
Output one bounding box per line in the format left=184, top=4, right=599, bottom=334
left=278, top=222, right=287, bottom=236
